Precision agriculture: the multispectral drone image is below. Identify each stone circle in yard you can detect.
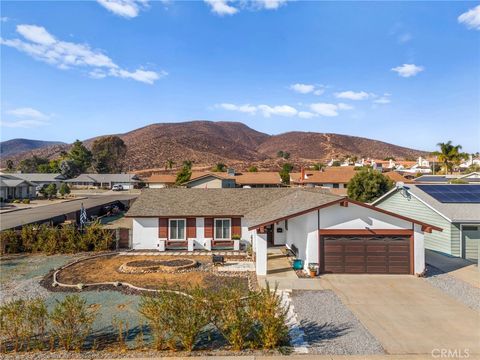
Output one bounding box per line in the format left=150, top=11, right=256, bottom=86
left=119, top=258, right=198, bottom=273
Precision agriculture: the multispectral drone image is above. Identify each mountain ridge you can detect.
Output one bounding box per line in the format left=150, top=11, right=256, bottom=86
left=0, top=121, right=429, bottom=170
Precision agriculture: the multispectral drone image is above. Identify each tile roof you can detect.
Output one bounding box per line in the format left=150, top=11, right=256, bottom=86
left=234, top=172, right=282, bottom=185
left=384, top=171, right=413, bottom=184
left=291, top=167, right=357, bottom=184
left=146, top=174, right=177, bottom=184
left=126, top=188, right=343, bottom=228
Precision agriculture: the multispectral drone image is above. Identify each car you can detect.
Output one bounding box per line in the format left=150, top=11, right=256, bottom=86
left=111, top=184, right=124, bottom=191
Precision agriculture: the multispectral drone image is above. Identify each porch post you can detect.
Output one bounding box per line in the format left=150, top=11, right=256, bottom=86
left=255, top=232, right=268, bottom=276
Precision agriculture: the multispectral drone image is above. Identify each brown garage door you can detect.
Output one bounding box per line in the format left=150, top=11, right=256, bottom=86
left=322, top=235, right=411, bottom=274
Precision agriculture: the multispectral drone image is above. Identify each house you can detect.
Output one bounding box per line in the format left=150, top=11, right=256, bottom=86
left=290, top=167, right=357, bottom=191
left=11, top=173, right=66, bottom=189
left=66, top=173, right=140, bottom=189
left=126, top=188, right=440, bottom=276
left=414, top=172, right=480, bottom=184
left=0, top=174, right=37, bottom=200
left=146, top=171, right=283, bottom=189
left=372, top=184, right=480, bottom=263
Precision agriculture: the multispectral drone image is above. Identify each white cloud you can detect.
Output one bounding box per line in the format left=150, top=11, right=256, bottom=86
left=458, top=5, right=480, bottom=30
left=310, top=102, right=353, bottom=117
left=97, top=0, right=149, bottom=18
left=258, top=104, right=297, bottom=117
left=0, top=119, right=50, bottom=128
left=6, top=107, right=49, bottom=119
left=298, top=111, right=316, bottom=119
left=253, top=0, right=288, bottom=10
left=1, top=24, right=165, bottom=84
left=216, top=103, right=257, bottom=114
left=313, top=88, right=325, bottom=96
left=204, top=0, right=238, bottom=15
left=290, top=83, right=315, bottom=94
left=334, top=90, right=370, bottom=100
left=391, top=63, right=424, bottom=78
left=373, top=94, right=391, bottom=104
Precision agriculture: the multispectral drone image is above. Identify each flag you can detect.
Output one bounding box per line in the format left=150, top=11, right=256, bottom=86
left=80, top=203, right=87, bottom=228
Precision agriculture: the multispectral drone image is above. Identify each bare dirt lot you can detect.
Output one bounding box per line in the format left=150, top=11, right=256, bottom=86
left=56, top=254, right=251, bottom=293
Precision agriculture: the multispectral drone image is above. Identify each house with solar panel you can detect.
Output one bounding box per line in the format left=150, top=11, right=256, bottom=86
left=372, top=184, right=480, bottom=264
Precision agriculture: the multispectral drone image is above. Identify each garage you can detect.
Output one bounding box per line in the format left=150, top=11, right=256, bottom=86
left=321, top=234, right=412, bottom=274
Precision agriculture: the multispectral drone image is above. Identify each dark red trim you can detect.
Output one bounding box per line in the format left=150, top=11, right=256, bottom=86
left=319, top=229, right=414, bottom=236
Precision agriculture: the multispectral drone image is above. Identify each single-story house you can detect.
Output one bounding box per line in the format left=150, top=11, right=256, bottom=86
left=372, top=184, right=480, bottom=263
left=184, top=173, right=236, bottom=188
left=66, top=173, right=140, bottom=189
left=11, top=173, right=66, bottom=189
left=126, top=188, right=440, bottom=275
left=0, top=174, right=37, bottom=200
left=146, top=174, right=176, bottom=188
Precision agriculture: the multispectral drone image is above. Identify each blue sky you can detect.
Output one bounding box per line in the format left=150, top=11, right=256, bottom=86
left=1, top=0, right=479, bottom=153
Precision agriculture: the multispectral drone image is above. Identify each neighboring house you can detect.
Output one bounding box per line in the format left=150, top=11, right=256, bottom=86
left=459, top=154, right=480, bottom=169
left=126, top=188, right=439, bottom=276
left=0, top=174, right=36, bottom=200
left=66, top=173, right=140, bottom=189
left=12, top=173, right=66, bottom=189
left=146, top=171, right=283, bottom=188
left=290, top=167, right=357, bottom=191
left=373, top=184, right=480, bottom=263
left=414, top=172, right=480, bottom=184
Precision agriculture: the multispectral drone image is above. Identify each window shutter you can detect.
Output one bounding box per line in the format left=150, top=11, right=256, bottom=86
left=187, top=218, right=196, bottom=238
left=232, top=217, right=241, bottom=237
left=204, top=217, right=213, bottom=238
left=159, top=218, right=168, bottom=238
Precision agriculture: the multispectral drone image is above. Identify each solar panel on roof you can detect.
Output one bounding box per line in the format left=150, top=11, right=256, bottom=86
left=417, top=185, right=480, bottom=203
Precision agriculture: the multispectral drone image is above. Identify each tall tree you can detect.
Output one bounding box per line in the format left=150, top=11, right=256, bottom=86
left=431, top=141, right=468, bottom=174
left=175, top=160, right=193, bottom=185
left=91, top=136, right=127, bottom=173
left=165, top=159, right=175, bottom=171
left=17, top=156, right=49, bottom=173
left=67, top=140, right=92, bottom=176
left=347, top=168, right=394, bottom=202
left=5, top=159, right=14, bottom=172
left=212, top=163, right=226, bottom=172
left=279, top=163, right=293, bottom=185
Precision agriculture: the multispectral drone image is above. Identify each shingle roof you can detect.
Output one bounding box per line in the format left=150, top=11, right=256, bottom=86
left=66, top=173, right=140, bottom=183
left=234, top=172, right=282, bottom=185
left=126, top=188, right=343, bottom=228
left=12, top=173, right=65, bottom=182
left=0, top=174, right=36, bottom=188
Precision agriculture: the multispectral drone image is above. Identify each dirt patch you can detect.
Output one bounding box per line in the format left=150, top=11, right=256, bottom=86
left=53, top=255, right=251, bottom=294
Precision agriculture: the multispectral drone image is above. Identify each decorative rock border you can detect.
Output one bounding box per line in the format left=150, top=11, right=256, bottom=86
left=119, top=258, right=198, bottom=274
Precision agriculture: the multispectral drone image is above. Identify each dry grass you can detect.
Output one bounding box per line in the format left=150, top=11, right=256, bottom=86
left=57, top=255, right=249, bottom=293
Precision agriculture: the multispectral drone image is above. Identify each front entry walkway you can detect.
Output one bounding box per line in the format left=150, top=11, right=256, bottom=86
left=321, top=274, right=480, bottom=355
left=257, top=248, right=324, bottom=290
left=426, top=249, right=479, bottom=288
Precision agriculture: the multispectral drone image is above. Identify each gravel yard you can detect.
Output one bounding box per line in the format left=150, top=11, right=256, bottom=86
left=424, top=265, right=480, bottom=312
left=291, top=290, right=384, bottom=355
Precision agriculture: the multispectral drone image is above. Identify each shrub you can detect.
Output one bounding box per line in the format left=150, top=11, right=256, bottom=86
left=12, top=199, right=20, bottom=204
left=209, top=286, right=255, bottom=351
left=20, top=225, right=37, bottom=253
left=49, top=295, right=96, bottom=351
left=81, top=222, right=114, bottom=251
left=58, top=224, right=81, bottom=253
left=0, top=229, right=21, bottom=254
left=36, top=225, right=59, bottom=255
left=249, top=283, right=289, bottom=349
left=22, top=198, right=30, bottom=204
left=138, top=294, right=171, bottom=350
left=59, top=183, right=71, bottom=197
left=0, top=298, right=48, bottom=352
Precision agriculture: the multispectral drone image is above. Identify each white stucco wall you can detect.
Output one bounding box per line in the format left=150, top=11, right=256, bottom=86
left=195, top=217, right=206, bottom=249
left=132, top=218, right=160, bottom=250
left=274, top=220, right=287, bottom=245
left=148, top=183, right=166, bottom=189
left=414, top=223, right=425, bottom=275
left=286, top=211, right=319, bottom=270
left=255, top=231, right=268, bottom=275
left=319, top=203, right=411, bottom=230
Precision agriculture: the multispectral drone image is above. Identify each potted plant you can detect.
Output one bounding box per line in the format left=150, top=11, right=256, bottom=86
left=232, top=234, right=241, bottom=240
left=308, top=263, right=318, bottom=277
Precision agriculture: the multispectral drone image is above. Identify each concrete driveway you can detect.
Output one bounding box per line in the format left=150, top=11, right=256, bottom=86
left=321, top=275, right=480, bottom=355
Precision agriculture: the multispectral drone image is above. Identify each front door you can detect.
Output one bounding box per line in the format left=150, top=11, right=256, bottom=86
left=462, top=226, right=480, bottom=263
left=266, top=224, right=274, bottom=246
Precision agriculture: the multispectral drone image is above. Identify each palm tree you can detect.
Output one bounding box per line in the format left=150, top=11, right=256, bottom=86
left=182, top=160, right=193, bottom=170
left=164, top=159, right=175, bottom=171
left=431, top=141, right=468, bottom=174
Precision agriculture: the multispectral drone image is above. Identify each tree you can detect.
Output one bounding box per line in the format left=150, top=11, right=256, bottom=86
left=5, top=159, right=14, bottom=172
left=347, top=168, right=394, bottom=202
left=431, top=141, right=468, bottom=174
left=91, top=136, right=127, bottom=174
left=165, top=159, right=175, bottom=171
left=59, top=183, right=71, bottom=197
left=59, top=159, right=77, bottom=179
left=44, top=183, right=58, bottom=199
left=331, top=160, right=341, bottom=167
left=67, top=140, right=92, bottom=176
left=312, top=163, right=325, bottom=171
left=17, top=156, right=49, bottom=173
left=247, top=166, right=258, bottom=172
left=277, top=150, right=284, bottom=158
left=175, top=160, right=193, bottom=185
left=384, top=156, right=396, bottom=161
left=212, top=163, right=226, bottom=172
left=283, top=152, right=291, bottom=160
left=279, top=163, right=293, bottom=185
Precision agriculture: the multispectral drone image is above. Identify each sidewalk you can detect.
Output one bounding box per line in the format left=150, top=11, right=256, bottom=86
left=91, top=355, right=458, bottom=360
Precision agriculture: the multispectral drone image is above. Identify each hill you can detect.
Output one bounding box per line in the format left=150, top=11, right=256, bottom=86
left=1, top=121, right=428, bottom=170
left=0, top=139, right=66, bottom=157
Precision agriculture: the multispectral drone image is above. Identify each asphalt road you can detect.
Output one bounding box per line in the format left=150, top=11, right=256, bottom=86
left=0, top=194, right=137, bottom=230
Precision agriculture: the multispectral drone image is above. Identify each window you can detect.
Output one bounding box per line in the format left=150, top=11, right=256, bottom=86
left=169, top=219, right=186, bottom=240
left=215, top=218, right=231, bottom=240
left=333, top=183, right=339, bottom=189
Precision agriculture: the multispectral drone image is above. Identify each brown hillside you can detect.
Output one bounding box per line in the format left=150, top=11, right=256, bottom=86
left=2, top=121, right=429, bottom=171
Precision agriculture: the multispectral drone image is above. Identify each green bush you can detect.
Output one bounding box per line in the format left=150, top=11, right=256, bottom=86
left=49, top=295, right=96, bottom=351
left=12, top=199, right=20, bottom=204
left=0, top=298, right=48, bottom=352
left=249, top=283, right=289, bottom=349
left=59, top=183, right=71, bottom=197
left=0, top=229, right=21, bottom=254
left=138, top=294, right=171, bottom=350
left=22, top=198, right=30, bottom=204
left=81, top=222, right=114, bottom=251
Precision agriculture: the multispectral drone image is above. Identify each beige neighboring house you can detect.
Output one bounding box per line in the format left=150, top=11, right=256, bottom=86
left=0, top=174, right=37, bottom=200
left=66, top=173, right=140, bottom=189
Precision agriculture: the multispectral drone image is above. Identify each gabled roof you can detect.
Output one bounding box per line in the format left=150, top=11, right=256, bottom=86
left=146, top=174, right=176, bottom=184
left=66, top=173, right=140, bottom=183
left=372, top=184, right=480, bottom=223
left=183, top=172, right=231, bottom=185
left=12, top=173, right=65, bottom=182
left=0, top=174, right=36, bottom=188
left=234, top=172, right=282, bottom=185
left=384, top=171, right=413, bottom=184
left=291, top=167, right=357, bottom=184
